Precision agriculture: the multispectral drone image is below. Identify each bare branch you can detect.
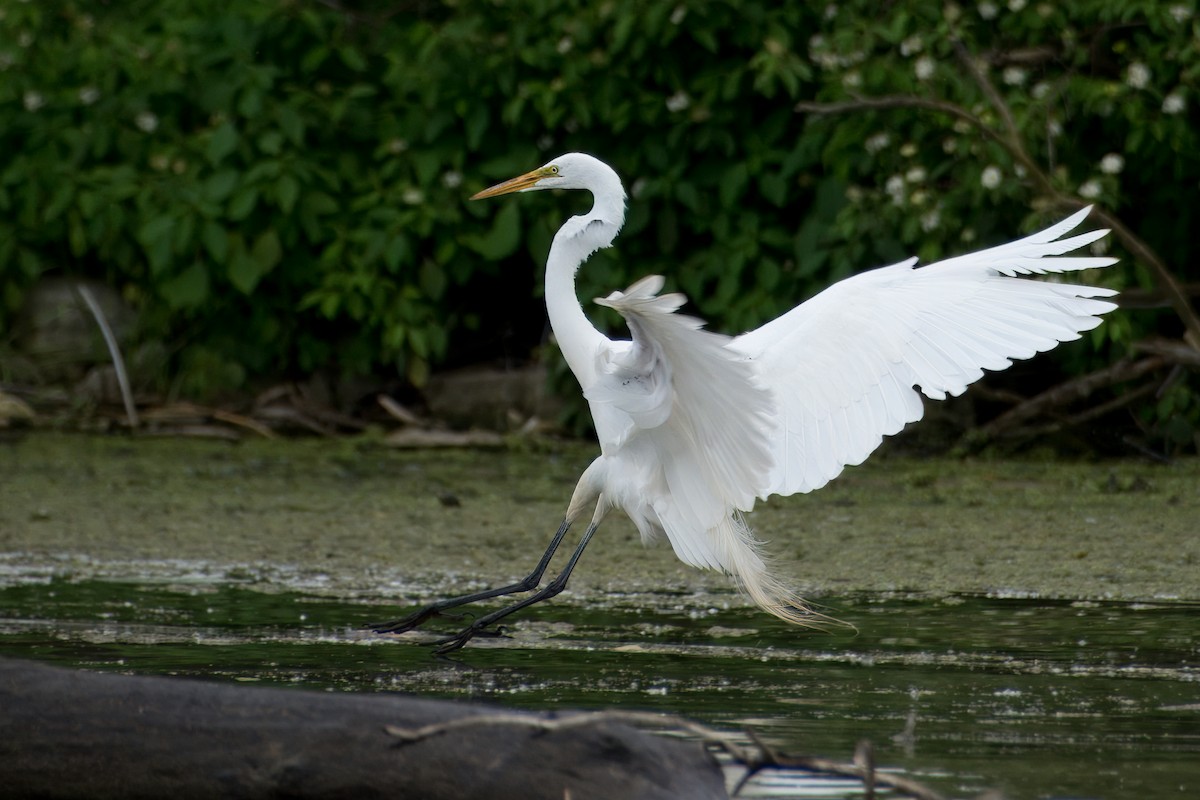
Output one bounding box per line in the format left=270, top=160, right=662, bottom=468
left=75, top=285, right=139, bottom=429
left=383, top=709, right=950, bottom=800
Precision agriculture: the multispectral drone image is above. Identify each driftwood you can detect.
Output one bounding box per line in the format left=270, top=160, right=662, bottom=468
left=0, top=658, right=725, bottom=800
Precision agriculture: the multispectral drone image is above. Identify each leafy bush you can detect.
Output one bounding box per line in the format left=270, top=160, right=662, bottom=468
left=2, top=1, right=1196, bottom=446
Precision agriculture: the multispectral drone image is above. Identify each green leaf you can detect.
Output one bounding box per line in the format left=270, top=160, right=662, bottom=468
left=228, top=186, right=259, bottom=221
left=275, top=175, right=300, bottom=214
left=202, top=221, right=229, bottom=263
left=462, top=202, right=520, bottom=259
left=251, top=229, right=283, bottom=273
left=161, top=262, right=210, bottom=309
left=203, top=170, right=239, bottom=204
left=227, top=248, right=264, bottom=294
left=207, top=122, right=239, bottom=165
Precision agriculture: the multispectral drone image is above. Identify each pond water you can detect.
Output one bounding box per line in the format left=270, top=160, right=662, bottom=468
left=2, top=435, right=1197, bottom=798
left=1, top=579, right=1196, bottom=799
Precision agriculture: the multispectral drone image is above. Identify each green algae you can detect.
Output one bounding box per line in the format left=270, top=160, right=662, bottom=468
left=0, top=432, right=1196, bottom=603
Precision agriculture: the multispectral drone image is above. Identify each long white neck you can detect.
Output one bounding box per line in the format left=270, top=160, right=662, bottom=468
left=544, top=169, right=627, bottom=388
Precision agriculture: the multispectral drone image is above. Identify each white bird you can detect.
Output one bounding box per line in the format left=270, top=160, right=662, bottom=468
left=373, top=153, right=1118, bottom=653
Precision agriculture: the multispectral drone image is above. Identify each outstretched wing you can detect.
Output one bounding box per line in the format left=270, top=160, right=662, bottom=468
left=731, top=206, right=1119, bottom=498
left=583, top=275, right=775, bottom=570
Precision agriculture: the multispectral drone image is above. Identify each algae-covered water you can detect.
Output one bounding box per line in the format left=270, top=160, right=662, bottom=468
left=1, top=434, right=1198, bottom=798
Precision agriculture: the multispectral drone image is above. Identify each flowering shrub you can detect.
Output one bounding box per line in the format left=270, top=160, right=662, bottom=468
left=1, top=1, right=1195, bottom=445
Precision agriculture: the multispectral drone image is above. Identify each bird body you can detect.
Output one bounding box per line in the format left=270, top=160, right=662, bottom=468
left=376, top=152, right=1118, bottom=650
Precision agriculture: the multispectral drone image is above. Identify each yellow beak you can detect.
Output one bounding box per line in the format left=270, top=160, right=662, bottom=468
left=470, top=167, right=550, bottom=200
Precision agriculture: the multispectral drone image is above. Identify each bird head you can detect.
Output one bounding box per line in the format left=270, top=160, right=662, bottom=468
left=471, top=153, right=608, bottom=199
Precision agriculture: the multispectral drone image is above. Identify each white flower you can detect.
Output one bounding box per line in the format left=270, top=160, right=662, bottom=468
left=842, top=71, right=862, bottom=89
left=961, top=227, right=976, bottom=242
left=900, top=35, right=923, bottom=57
left=442, top=171, right=463, bottom=189
left=945, top=3, right=962, bottom=22
left=1047, top=119, right=1063, bottom=138
left=665, top=90, right=690, bottom=112
left=387, top=138, right=408, bottom=154
left=1125, top=62, right=1150, bottom=89
left=808, top=34, right=826, bottom=51
left=670, top=5, right=687, bottom=24
left=402, top=187, right=424, bottom=205
left=1032, top=81, right=1052, bottom=100
left=885, top=175, right=905, bottom=197
left=920, top=209, right=941, bottom=231
left=630, top=177, right=648, bottom=198
left=900, top=142, right=918, bottom=157
left=915, top=56, right=935, bottom=81
left=1008, top=0, right=1026, bottom=11
left=978, top=2, right=998, bottom=19
left=1100, top=153, right=1124, bottom=175
left=556, top=36, right=572, bottom=55
left=942, top=138, right=958, bottom=154
left=18, top=31, right=34, bottom=48
left=845, top=185, right=864, bottom=203
left=1090, top=238, right=1110, bottom=255
left=1003, top=66, right=1027, bottom=86
left=910, top=189, right=928, bottom=206
left=1168, top=5, right=1191, bottom=23
left=135, top=111, right=158, bottom=133
left=981, top=165, right=1002, bottom=190
left=22, top=90, right=44, bottom=111
left=865, top=132, right=891, bottom=153
left=1163, top=92, right=1185, bottom=114
left=78, top=86, right=99, bottom=105
left=824, top=3, right=838, bottom=19
left=1078, top=179, right=1102, bottom=199
left=906, top=166, right=927, bottom=183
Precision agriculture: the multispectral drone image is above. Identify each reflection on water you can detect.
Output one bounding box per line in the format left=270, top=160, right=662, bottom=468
left=1, top=581, right=1197, bottom=799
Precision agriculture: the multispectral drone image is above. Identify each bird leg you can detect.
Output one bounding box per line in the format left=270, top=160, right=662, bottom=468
left=430, top=521, right=600, bottom=655
left=368, top=519, right=572, bottom=635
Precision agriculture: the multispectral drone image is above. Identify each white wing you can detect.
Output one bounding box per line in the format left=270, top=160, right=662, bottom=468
left=583, top=275, right=775, bottom=570
left=731, top=206, right=1119, bottom=498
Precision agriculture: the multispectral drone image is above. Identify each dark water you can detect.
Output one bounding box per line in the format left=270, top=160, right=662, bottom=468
left=1, top=580, right=1197, bottom=799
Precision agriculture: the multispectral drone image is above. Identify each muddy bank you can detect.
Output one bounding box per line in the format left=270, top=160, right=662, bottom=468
left=0, top=433, right=1196, bottom=604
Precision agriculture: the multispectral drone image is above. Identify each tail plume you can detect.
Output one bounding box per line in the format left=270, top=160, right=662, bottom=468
left=716, top=514, right=851, bottom=631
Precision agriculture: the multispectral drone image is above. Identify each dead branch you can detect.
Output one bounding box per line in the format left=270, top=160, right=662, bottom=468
left=970, top=355, right=1165, bottom=444
left=75, top=285, right=139, bottom=429
left=1133, top=338, right=1200, bottom=368
left=384, top=709, right=951, bottom=800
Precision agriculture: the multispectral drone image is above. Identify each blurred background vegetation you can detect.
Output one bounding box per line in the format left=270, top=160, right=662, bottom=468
left=1, top=0, right=1197, bottom=452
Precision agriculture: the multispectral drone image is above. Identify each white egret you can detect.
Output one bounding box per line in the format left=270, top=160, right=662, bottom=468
left=373, top=153, right=1117, bottom=653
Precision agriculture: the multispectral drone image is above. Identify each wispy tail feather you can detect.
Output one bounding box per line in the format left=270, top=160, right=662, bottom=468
left=715, top=514, right=853, bottom=631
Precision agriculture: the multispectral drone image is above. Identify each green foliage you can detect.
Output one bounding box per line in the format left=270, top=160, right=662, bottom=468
left=1, top=0, right=1196, bottom=442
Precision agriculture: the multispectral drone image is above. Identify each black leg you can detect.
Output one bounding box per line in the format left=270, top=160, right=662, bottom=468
left=368, top=519, right=572, bottom=634
left=431, top=520, right=599, bottom=654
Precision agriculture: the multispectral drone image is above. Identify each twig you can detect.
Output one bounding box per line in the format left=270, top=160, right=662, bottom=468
left=383, top=709, right=949, bottom=800
left=75, top=285, right=139, bottom=429
left=969, top=355, right=1165, bottom=445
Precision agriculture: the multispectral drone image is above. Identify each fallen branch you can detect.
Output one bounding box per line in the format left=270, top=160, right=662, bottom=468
left=74, top=285, right=139, bottom=429
left=384, top=709, right=950, bottom=800
left=968, top=355, right=1166, bottom=446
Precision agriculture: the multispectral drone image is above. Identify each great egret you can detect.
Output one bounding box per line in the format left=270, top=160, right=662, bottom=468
left=373, top=153, right=1117, bottom=653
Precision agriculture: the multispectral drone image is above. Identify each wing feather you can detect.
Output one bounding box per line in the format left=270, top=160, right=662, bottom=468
left=585, top=276, right=775, bottom=571
left=731, top=206, right=1118, bottom=497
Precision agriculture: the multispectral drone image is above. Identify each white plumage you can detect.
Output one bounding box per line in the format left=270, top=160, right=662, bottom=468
left=470, top=152, right=1118, bottom=630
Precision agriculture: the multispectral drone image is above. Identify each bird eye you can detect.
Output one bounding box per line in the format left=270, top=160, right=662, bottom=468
left=549, top=165, right=559, bottom=174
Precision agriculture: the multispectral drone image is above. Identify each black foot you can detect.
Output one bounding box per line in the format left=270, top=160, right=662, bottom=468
left=367, top=607, right=465, bottom=635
